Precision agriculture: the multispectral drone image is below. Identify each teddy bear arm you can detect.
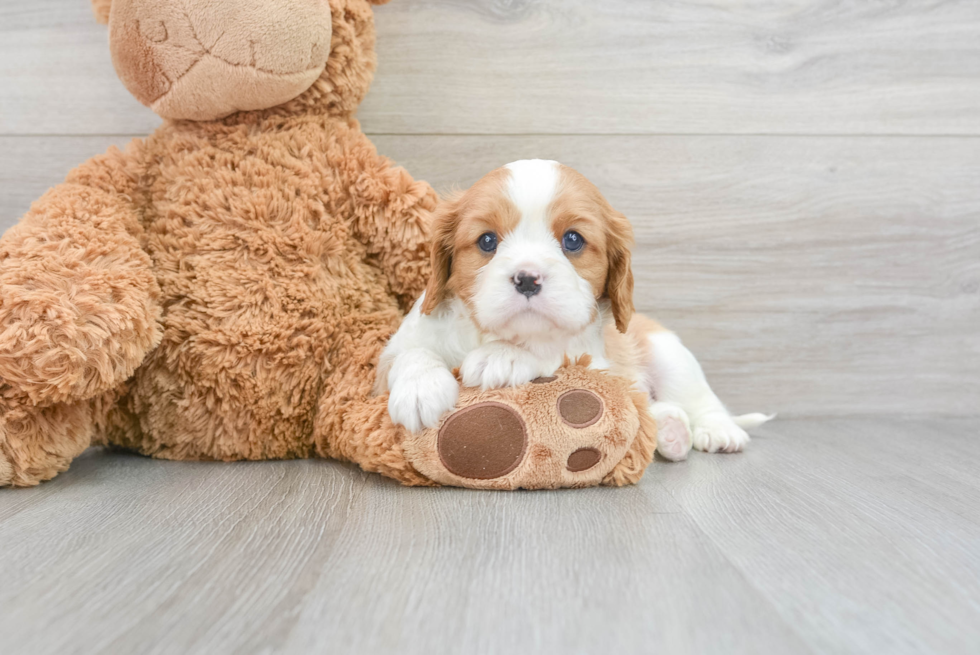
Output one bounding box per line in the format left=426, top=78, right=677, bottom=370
left=0, top=152, right=162, bottom=407
left=341, top=139, right=439, bottom=311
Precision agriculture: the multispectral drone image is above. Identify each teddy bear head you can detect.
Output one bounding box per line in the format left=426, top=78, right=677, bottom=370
left=92, top=0, right=391, bottom=121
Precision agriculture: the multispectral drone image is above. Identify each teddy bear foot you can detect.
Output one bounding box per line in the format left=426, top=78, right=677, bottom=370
left=0, top=448, right=13, bottom=487
left=401, top=364, right=644, bottom=490
left=0, top=398, right=99, bottom=488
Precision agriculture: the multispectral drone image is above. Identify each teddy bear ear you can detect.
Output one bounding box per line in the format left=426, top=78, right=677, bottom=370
left=91, top=0, right=112, bottom=24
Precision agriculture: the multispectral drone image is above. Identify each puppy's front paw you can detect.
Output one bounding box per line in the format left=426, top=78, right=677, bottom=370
left=461, top=343, right=540, bottom=390
left=691, top=411, right=750, bottom=453
left=387, top=354, right=459, bottom=433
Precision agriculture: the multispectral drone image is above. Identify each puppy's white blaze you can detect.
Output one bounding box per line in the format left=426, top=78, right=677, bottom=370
left=504, top=159, right=560, bottom=223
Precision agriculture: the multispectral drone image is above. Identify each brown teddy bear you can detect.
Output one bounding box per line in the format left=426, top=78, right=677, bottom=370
left=0, top=0, right=656, bottom=490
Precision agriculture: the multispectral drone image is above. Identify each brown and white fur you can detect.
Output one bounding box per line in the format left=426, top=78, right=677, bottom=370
left=377, top=160, right=772, bottom=460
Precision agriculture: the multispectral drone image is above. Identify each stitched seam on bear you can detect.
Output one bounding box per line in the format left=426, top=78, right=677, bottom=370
left=180, top=9, right=325, bottom=75
left=143, top=9, right=326, bottom=104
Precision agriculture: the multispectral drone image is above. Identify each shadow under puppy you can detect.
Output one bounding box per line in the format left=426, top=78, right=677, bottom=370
left=376, top=159, right=771, bottom=461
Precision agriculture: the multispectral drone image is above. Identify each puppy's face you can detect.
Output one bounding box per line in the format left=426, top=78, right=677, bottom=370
left=422, top=160, right=634, bottom=342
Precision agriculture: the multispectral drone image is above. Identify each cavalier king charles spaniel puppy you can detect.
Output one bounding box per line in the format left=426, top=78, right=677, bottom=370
left=377, top=159, right=771, bottom=461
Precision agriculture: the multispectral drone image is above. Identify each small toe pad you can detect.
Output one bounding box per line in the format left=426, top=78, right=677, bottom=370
left=557, top=390, right=603, bottom=427
left=567, top=447, right=602, bottom=472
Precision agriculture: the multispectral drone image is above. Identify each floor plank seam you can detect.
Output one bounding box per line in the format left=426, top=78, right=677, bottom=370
left=649, top=476, right=821, bottom=654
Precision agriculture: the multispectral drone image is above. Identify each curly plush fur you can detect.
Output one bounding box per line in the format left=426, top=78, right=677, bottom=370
left=0, top=0, right=655, bottom=489
left=1, top=0, right=430, bottom=486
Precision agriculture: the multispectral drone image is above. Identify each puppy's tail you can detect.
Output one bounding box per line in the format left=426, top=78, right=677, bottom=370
left=732, top=413, right=776, bottom=430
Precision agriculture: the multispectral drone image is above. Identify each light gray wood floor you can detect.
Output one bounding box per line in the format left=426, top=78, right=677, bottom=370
left=2, top=418, right=980, bottom=655
left=2, top=1, right=980, bottom=653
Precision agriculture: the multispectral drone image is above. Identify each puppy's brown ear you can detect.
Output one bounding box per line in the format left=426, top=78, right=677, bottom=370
left=420, top=195, right=461, bottom=315
left=604, top=208, right=635, bottom=333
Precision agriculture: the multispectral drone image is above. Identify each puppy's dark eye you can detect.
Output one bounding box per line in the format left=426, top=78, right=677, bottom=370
left=477, top=232, right=498, bottom=253
left=562, top=230, right=585, bottom=253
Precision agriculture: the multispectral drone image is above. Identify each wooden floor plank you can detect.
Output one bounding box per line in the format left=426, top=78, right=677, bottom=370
left=0, top=449, right=810, bottom=655
left=272, top=475, right=809, bottom=655
left=0, top=3, right=159, bottom=136
left=0, top=136, right=132, bottom=233
left=656, top=417, right=980, bottom=655
left=3, top=418, right=979, bottom=654
left=0, top=453, right=371, bottom=654
left=2, top=1, right=980, bottom=136
left=362, top=0, right=980, bottom=135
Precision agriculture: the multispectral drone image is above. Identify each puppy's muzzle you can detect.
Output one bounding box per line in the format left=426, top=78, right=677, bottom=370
left=513, top=271, right=542, bottom=298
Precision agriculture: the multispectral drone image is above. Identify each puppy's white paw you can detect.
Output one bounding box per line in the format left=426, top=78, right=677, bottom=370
left=650, top=402, right=693, bottom=462
left=387, top=352, right=459, bottom=433
left=691, top=411, right=750, bottom=453
left=461, top=342, right=540, bottom=390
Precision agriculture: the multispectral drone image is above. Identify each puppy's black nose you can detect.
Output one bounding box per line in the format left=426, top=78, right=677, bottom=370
left=514, top=271, right=541, bottom=298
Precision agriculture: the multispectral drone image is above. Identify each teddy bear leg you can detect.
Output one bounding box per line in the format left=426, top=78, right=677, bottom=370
left=401, top=366, right=653, bottom=490
left=314, top=391, right=435, bottom=487
left=0, top=396, right=104, bottom=487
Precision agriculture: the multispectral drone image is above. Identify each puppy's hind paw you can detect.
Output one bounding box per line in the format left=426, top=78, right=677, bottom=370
left=691, top=412, right=750, bottom=453
left=650, top=402, right=693, bottom=462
